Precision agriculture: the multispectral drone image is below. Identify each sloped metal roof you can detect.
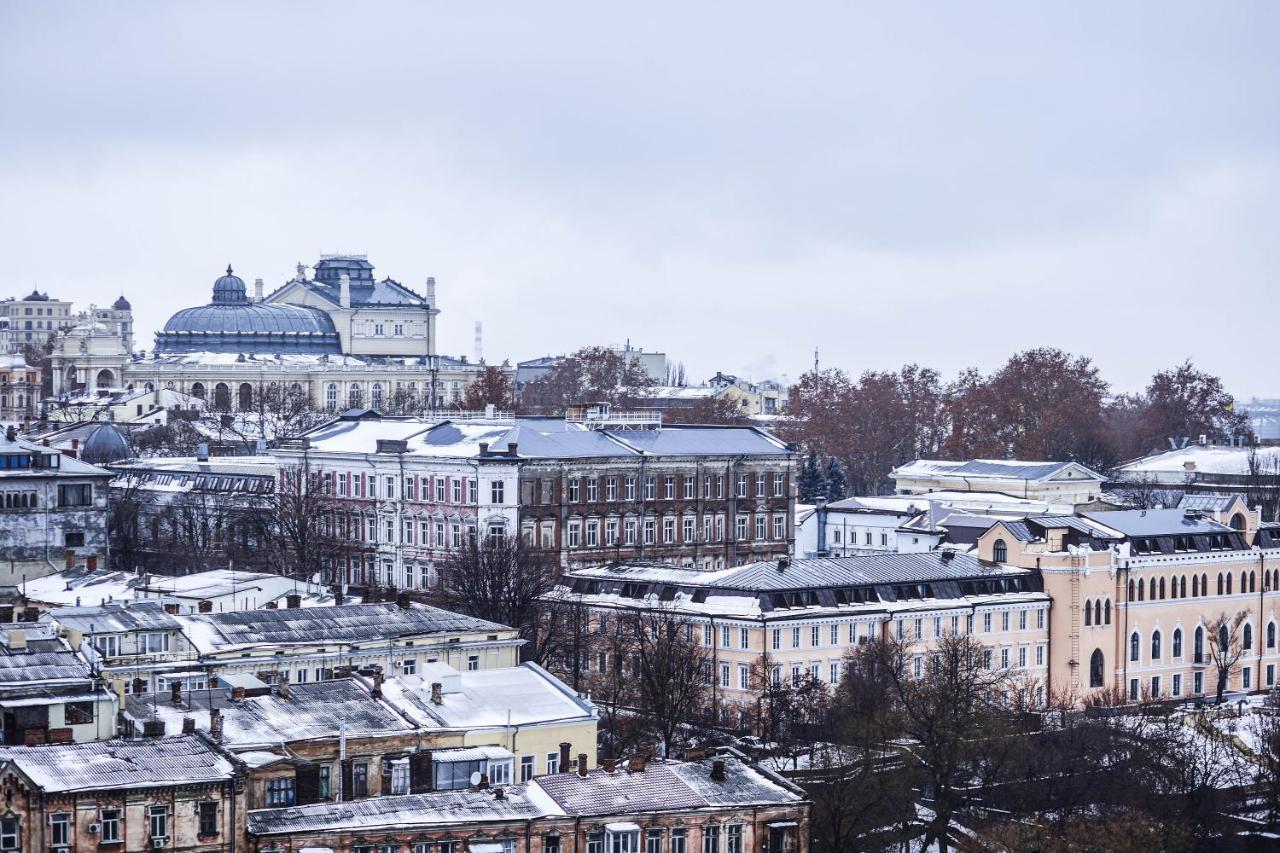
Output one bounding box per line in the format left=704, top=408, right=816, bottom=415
left=1082, top=508, right=1234, bottom=537
left=179, top=603, right=508, bottom=651
left=0, top=734, right=234, bottom=792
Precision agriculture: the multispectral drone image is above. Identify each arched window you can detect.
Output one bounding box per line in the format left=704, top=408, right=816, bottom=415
left=993, top=539, right=1007, bottom=563
left=238, top=383, right=253, bottom=411
left=1249, top=571, right=1256, bottom=593
left=213, top=382, right=231, bottom=411
left=1202, top=573, right=1208, bottom=596
left=290, top=382, right=302, bottom=393
left=1219, top=623, right=1230, bottom=652
left=1158, top=578, right=1165, bottom=599
left=1218, top=574, right=1225, bottom=595
left=1085, top=602, right=1092, bottom=626
left=1173, top=628, right=1183, bottom=658
left=326, top=384, right=338, bottom=411
left=1128, top=579, right=1135, bottom=601
left=1192, top=574, right=1199, bottom=596
left=1130, top=632, right=1140, bottom=662
left=1230, top=513, right=1246, bottom=531
left=1195, top=626, right=1204, bottom=661
left=191, top=382, right=205, bottom=400
left=144, top=382, right=155, bottom=392
left=1104, top=599, right=1111, bottom=624
left=95, top=368, right=114, bottom=388
left=371, top=382, right=384, bottom=410
left=1227, top=573, right=1233, bottom=595
left=1151, top=630, right=1162, bottom=660
left=1090, top=649, right=1105, bottom=688
left=1180, top=576, right=1186, bottom=598
left=1270, top=623, right=1277, bottom=650
left=348, top=383, right=362, bottom=408
left=1094, top=599, right=1102, bottom=626
left=1244, top=623, right=1253, bottom=651
left=1138, top=582, right=1145, bottom=602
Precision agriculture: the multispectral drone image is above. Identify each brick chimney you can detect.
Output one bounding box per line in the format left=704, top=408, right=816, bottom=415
left=182, top=716, right=196, bottom=734
left=710, top=759, right=726, bottom=782
left=577, top=753, right=589, bottom=778
left=286, top=593, right=302, bottom=609
left=627, top=755, right=646, bottom=773
left=430, top=682, right=443, bottom=705
left=371, top=672, right=384, bottom=700
left=210, top=707, right=223, bottom=741
left=230, top=686, right=246, bottom=702
left=558, top=742, right=571, bottom=774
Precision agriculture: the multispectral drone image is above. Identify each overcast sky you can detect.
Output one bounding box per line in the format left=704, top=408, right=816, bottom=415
left=2, top=2, right=1276, bottom=397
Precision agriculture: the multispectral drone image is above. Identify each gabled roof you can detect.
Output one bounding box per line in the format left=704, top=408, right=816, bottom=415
left=1177, top=493, right=1247, bottom=512
left=1082, top=508, right=1235, bottom=538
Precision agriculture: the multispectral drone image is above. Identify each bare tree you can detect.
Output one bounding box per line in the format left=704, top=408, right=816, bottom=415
left=461, top=366, right=515, bottom=411
left=106, top=471, right=146, bottom=570
left=519, top=346, right=656, bottom=415
left=1207, top=611, right=1250, bottom=704
left=254, top=458, right=348, bottom=581
left=629, top=607, right=712, bottom=757
left=431, top=533, right=558, bottom=664
left=254, top=382, right=325, bottom=441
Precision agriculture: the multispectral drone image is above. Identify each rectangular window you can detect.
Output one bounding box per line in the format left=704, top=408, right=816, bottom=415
left=607, top=477, right=618, bottom=501
left=643, top=518, right=655, bottom=544
left=586, top=520, right=599, bottom=547
left=588, top=478, right=598, bottom=502
left=569, top=478, right=581, bottom=502
left=672, top=829, right=687, bottom=853
left=568, top=521, right=581, bottom=548
left=100, top=809, right=122, bottom=843
left=735, top=516, right=748, bottom=541
left=736, top=473, right=747, bottom=497
left=755, top=515, right=766, bottom=540
left=792, top=627, right=801, bottom=648
left=1269, top=665, right=1276, bottom=687
left=546, top=752, right=560, bottom=774
left=683, top=516, right=695, bottom=542
left=772, top=628, right=781, bottom=650
left=1244, top=667, right=1253, bottom=690
left=727, top=824, right=742, bottom=853
left=1018, top=647, right=1027, bottom=668
left=352, top=762, right=369, bottom=797
left=468, top=479, right=477, bottom=503
left=1019, top=610, right=1027, bottom=631
left=1036, top=645, right=1044, bottom=666
left=811, top=625, right=820, bottom=647
left=199, top=801, right=218, bottom=836
left=435, top=477, right=446, bottom=502
left=521, top=754, right=536, bottom=781
left=266, top=777, right=296, bottom=806
left=684, top=476, right=695, bottom=499
left=647, top=830, right=662, bottom=853
left=625, top=477, right=636, bottom=501
left=606, top=518, right=619, bottom=545
left=983, top=613, right=992, bottom=633
left=1195, top=671, right=1204, bottom=694
left=57, top=483, right=93, bottom=506
left=664, top=476, right=674, bottom=499
left=1173, top=673, right=1183, bottom=695
left=1037, top=609, right=1045, bottom=629
left=720, top=663, right=730, bottom=687
left=739, top=664, right=750, bottom=690
left=149, top=806, right=169, bottom=841
left=1001, top=611, right=1010, bottom=632
left=50, top=813, right=70, bottom=846
left=702, top=824, right=720, bottom=853
left=452, top=478, right=462, bottom=503
left=490, top=481, right=505, bottom=504
left=663, top=516, right=675, bottom=543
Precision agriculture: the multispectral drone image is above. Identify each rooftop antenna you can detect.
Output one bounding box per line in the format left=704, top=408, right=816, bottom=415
left=474, top=321, right=483, bottom=364
left=814, top=347, right=820, bottom=373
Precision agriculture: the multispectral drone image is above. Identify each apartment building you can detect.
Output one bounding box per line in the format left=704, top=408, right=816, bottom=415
left=275, top=407, right=795, bottom=589
left=548, top=552, right=1050, bottom=724
left=0, top=734, right=241, bottom=853
left=0, top=624, right=117, bottom=745
left=976, top=495, right=1280, bottom=702
left=247, top=752, right=809, bottom=853
left=49, top=600, right=521, bottom=698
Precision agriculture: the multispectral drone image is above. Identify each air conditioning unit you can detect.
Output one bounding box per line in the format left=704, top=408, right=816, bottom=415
left=87, top=822, right=100, bottom=834
left=151, top=838, right=166, bottom=849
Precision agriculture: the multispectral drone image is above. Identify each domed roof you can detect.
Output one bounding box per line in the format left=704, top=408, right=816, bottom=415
left=80, top=423, right=131, bottom=465
left=112, top=294, right=132, bottom=311
left=212, top=265, right=247, bottom=304
left=24, top=290, right=49, bottom=302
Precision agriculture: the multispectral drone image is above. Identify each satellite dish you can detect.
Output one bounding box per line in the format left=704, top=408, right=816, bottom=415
left=469, top=771, right=483, bottom=787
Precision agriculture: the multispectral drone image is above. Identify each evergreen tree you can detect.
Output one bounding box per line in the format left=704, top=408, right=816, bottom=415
left=797, top=451, right=826, bottom=502
left=824, top=456, right=848, bottom=500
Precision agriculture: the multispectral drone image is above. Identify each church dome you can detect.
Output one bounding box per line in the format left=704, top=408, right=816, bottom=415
left=154, top=264, right=342, bottom=355
left=112, top=295, right=132, bottom=311
left=80, top=423, right=132, bottom=466
left=212, top=265, right=247, bottom=304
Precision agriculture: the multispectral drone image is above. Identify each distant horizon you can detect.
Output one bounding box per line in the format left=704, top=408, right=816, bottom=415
left=2, top=2, right=1275, bottom=399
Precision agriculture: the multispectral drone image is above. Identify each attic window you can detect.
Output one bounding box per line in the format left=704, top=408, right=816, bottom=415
left=620, top=583, right=648, bottom=600
left=691, top=589, right=709, bottom=604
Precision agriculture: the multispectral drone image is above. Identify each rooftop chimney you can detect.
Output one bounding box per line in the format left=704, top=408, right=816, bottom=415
left=195, top=442, right=209, bottom=462
left=182, top=716, right=196, bottom=734
left=627, top=754, right=647, bottom=773
left=230, top=686, right=246, bottom=702
left=776, top=556, right=789, bottom=572
left=210, top=707, right=223, bottom=741
left=603, top=758, right=616, bottom=774
left=198, top=599, right=213, bottom=613
left=710, top=759, right=726, bottom=782
left=339, top=273, right=351, bottom=309
left=425, top=276, right=436, bottom=303
left=493, top=786, right=505, bottom=800
left=170, top=682, right=182, bottom=706
left=430, top=682, right=443, bottom=705
left=477, top=772, right=489, bottom=790
left=277, top=681, right=290, bottom=700
left=577, top=753, right=589, bottom=778
left=132, top=677, right=146, bottom=696
left=396, top=591, right=412, bottom=609
left=286, top=593, right=302, bottom=609
left=254, top=277, right=264, bottom=301
left=507, top=442, right=518, bottom=457
left=6, top=630, right=26, bottom=651
left=559, top=742, right=571, bottom=774
left=478, top=442, right=489, bottom=456
left=371, top=672, right=384, bottom=700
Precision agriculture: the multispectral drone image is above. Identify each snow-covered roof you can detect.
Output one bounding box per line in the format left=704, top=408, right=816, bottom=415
left=379, top=662, right=595, bottom=730
left=892, top=458, right=1105, bottom=483
left=124, top=679, right=414, bottom=747
left=248, top=755, right=800, bottom=837
left=0, top=735, right=234, bottom=792
left=28, top=568, right=332, bottom=611
left=1116, top=444, right=1280, bottom=478
left=178, top=603, right=510, bottom=654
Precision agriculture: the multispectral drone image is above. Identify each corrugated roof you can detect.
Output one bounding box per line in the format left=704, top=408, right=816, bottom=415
left=0, top=735, right=234, bottom=792
left=51, top=600, right=182, bottom=634
left=179, top=602, right=508, bottom=651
